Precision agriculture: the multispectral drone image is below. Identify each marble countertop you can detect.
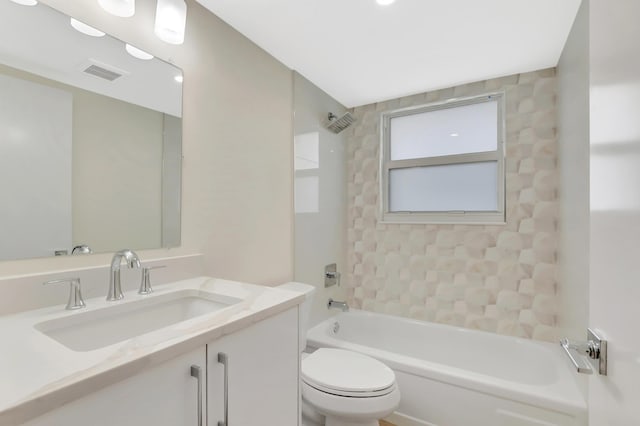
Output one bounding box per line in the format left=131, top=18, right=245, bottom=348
left=0, top=277, right=304, bottom=425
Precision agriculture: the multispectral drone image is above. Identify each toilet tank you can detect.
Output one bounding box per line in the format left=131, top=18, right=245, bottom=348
left=277, top=282, right=316, bottom=351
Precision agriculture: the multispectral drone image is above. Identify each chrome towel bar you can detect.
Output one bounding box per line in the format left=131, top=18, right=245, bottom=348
left=560, top=328, right=607, bottom=375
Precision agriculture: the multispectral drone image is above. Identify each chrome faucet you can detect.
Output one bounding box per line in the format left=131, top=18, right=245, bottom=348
left=72, top=244, right=93, bottom=255
left=327, top=298, right=349, bottom=312
left=107, top=249, right=141, bottom=301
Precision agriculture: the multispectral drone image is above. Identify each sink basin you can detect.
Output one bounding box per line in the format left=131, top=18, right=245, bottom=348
left=35, top=289, right=241, bottom=352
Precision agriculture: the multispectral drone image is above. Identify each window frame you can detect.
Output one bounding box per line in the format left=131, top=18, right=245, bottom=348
left=379, top=92, right=506, bottom=224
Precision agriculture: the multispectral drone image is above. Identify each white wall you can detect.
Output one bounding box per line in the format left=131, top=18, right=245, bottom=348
left=293, top=72, right=348, bottom=325
left=72, top=87, right=163, bottom=252
left=0, top=64, right=165, bottom=254
left=588, top=0, right=640, bottom=423
left=0, top=74, right=72, bottom=260
left=162, top=115, right=182, bottom=248
left=557, top=0, right=590, bottom=341
left=0, top=0, right=294, bottom=287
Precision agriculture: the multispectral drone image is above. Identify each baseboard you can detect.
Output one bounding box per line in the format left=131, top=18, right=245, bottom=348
left=385, top=412, right=436, bottom=426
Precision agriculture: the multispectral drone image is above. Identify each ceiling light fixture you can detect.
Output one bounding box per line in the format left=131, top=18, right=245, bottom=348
left=376, top=0, right=396, bottom=5
left=154, top=0, right=187, bottom=45
left=9, top=0, right=38, bottom=5
left=125, top=43, right=154, bottom=60
left=70, top=18, right=106, bottom=37
left=98, top=0, right=135, bottom=18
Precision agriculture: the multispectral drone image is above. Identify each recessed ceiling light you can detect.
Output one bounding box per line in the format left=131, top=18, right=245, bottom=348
left=174, top=75, right=183, bottom=83
left=376, top=0, right=396, bottom=5
left=450, top=133, right=459, bottom=137
left=9, top=0, right=38, bottom=5
left=70, top=18, right=106, bottom=37
left=125, top=43, right=154, bottom=60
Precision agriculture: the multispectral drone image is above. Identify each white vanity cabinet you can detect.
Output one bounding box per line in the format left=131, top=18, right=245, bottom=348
left=207, top=308, right=300, bottom=425
left=24, top=348, right=206, bottom=426
left=22, top=307, right=299, bottom=426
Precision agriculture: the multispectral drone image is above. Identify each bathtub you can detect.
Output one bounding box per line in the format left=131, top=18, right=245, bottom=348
left=306, top=310, right=587, bottom=426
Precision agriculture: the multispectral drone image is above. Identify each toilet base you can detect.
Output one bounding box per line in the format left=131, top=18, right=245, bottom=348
left=302, top=399, right=325, bottom=426
left=303, top=397, right=382, bottom=426
left=302, top=380, right=400, bottom=426
left=325, top=418, right=378, bottom=426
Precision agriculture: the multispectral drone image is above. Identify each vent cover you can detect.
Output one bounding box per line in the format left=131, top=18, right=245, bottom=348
left=83, top=64, right=123, bottom=81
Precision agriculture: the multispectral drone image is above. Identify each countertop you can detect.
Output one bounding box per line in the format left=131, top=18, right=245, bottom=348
left=0, top=277, right=304, bottom=425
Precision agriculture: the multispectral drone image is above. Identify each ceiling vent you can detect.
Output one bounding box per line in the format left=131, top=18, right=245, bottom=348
left=79, top=59, right=129, bottom=82
left=83, top=64, right=122, bottom=81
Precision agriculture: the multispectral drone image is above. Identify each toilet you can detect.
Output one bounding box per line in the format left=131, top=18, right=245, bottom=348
left=278, top=282, right=400, bottom=426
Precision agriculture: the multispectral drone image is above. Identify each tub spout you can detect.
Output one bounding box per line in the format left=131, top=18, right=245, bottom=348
left=327, top=298, right=349, bottom=312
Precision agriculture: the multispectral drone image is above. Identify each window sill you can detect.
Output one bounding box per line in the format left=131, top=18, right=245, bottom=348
left=381, top=212, right=506, bottom=225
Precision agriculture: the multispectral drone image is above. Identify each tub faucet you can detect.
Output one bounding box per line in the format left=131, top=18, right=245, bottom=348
left=107, top=249, right=141, bottom=301
left=327, top=298, right=349, bottom=312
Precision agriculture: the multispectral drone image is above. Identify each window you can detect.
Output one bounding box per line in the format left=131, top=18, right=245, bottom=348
left=380, top=93, right=505, bottom=224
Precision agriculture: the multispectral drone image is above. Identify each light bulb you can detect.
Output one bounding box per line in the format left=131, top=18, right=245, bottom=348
left=154, top=0, right=187, bottom=45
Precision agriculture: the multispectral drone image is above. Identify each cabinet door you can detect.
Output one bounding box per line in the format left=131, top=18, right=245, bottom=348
left=207, top=308, right=299, bottom=426
left=25, top=348, right=206, bottom=426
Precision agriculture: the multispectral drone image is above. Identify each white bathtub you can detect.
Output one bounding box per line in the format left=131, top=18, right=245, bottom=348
left=306, top=310, right=587, bottom=426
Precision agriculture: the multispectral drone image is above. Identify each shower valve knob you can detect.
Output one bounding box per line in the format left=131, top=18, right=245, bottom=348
left=324, top=263, right=340, bottom=287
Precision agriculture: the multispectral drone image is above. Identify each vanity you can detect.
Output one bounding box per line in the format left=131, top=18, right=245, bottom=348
left=0, top=277, right=303, bottom=425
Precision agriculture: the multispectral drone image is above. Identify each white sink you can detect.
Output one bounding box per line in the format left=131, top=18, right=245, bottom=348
left=35, top=289, right=241, bottom=352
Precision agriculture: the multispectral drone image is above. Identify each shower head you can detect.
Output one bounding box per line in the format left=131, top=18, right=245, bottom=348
left=324, top=112, right=356, bottom=134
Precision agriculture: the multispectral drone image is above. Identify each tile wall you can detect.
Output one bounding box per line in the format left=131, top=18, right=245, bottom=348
left=345, top=69, right=560, bottom=341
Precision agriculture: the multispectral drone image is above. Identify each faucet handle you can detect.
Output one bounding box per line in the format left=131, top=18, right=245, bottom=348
left=324, top=263, right=341, bottom=288
left=139, top=265, right=166, bottom=295
left=44, top=278, right=85, bottom=310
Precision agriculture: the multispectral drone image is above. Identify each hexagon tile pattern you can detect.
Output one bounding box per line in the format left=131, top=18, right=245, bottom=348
left=345, top=69, right=560, bottom=342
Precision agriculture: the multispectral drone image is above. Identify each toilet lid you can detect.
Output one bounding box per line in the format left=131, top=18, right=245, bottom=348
left=301, top=348, right=396, bottom=396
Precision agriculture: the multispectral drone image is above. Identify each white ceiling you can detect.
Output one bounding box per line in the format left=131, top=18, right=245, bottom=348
left=196, top=0, right=582, bottom=107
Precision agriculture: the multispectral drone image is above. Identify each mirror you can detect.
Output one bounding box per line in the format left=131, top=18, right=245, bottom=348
left=0, top=1, right=183, bottom=261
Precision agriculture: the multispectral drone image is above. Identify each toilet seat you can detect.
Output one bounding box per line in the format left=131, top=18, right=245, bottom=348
left=302, top=348, right=396, bottom=398
left=301, top=380, right=401, bottom=423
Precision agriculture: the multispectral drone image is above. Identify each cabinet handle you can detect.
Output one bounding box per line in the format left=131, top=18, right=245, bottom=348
left=218, top=352, right=229, bottom=426
left=190, top=365, right=203, bottom=426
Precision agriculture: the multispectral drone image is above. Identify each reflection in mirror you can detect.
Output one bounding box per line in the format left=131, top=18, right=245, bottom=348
left=0, top=1, right=183, bottom=261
